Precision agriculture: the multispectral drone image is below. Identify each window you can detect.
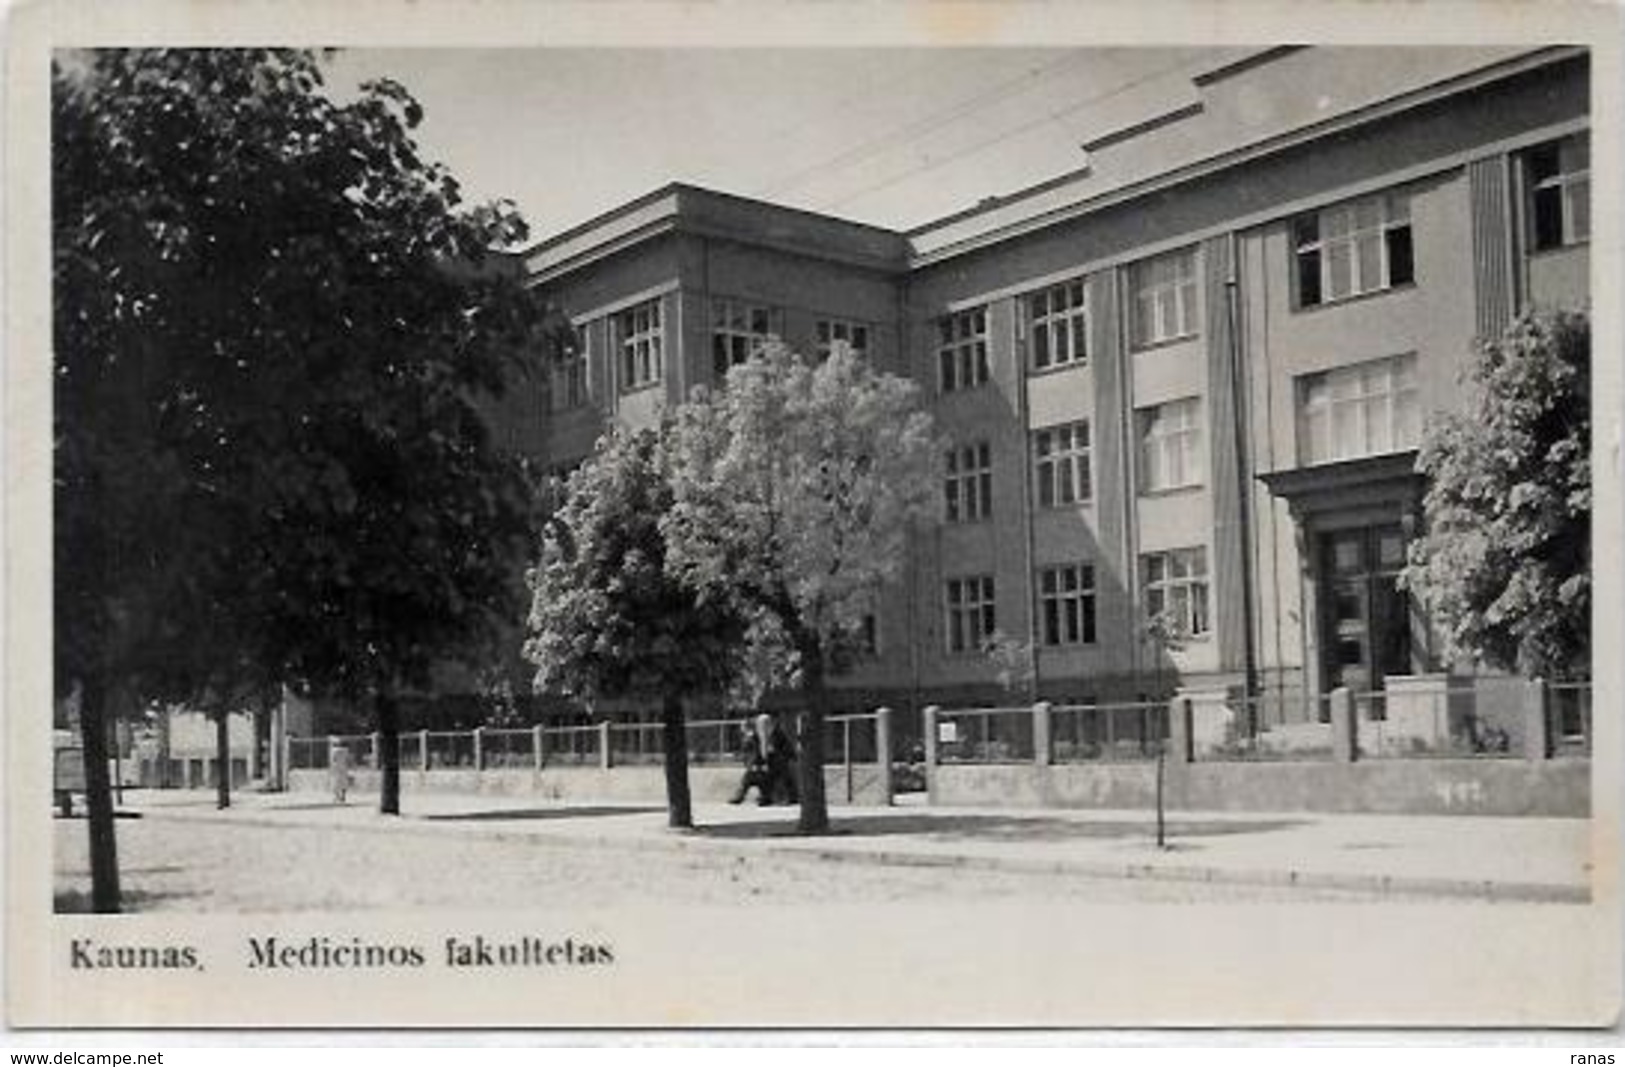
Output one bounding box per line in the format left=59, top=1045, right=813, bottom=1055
left=547, top=327, right=590, bottom=413
left=1033, top=421, right=1091, bottom=507
left=1038, top=564, right=1097, bottom=646
left=617, top=300, right=663, bottom=389
left=1142, top=548, right=1209, bottom=639
left=1293, top=191, right=1413, bottom=307
left=712, top=298, right=779, bottom=377
left=945, top=575, right=996, bottom=654
left=816, top=317, right=870, bottom=359
left=944, top=442, right=993, bottom=523
left=1029, top=279, right=1088, bottom=370
left=1129, top=248, right=1198, bottom=347
left=1526, top=136, right=1590, bottom=251
left=1298, top=354, right=1419, bottom=465
left=1138, top=398, right=1204, bottom=492
left=937, top=308, right=990, bottom=392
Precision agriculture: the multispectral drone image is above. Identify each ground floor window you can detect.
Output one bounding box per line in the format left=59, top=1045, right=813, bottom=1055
left=945, top=575, right=996, bottom=654
left=1142, top=547, right=1209, bottom=638
left=1038, top=563, right=1096, bottom=646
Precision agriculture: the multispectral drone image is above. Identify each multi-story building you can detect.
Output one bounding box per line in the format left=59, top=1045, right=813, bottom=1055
left=504, top=46, right=1590, bottom=727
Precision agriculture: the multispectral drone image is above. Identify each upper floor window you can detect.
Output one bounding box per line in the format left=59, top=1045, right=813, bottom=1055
left=1294, top=191, right=1413, bottom=308
left=1526, top=136, right=1590, bottom=252
left=1138, top=397, right=1204, bottom=493
left=1038, top=563, right=1097, bottom=647
left=1128, top=248, right=1198, bottom=348
left=1297, top=353, right=1419, bottom=465
left=816, top=317, right=870, bottom=360
left=547, top=326, right=590, bottom=413
left=1029, top=279, right=1088, bottom=370
left=712, top=298, right=779, bottom=378
left=945, top=575, right=996, bottom=654
left=938, top=308, right=990, bottom=392
left=1033, top=421, right=1092, bottom=507
left=944, top=442, right=993, bottom=523
left=1143, top=547, right=1209, bottom=639
left=617, top=300, right=663, bottom=390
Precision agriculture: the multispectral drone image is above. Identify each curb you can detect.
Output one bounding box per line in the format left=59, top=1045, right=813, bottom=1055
left=128, top=802, right=1591, bottom=905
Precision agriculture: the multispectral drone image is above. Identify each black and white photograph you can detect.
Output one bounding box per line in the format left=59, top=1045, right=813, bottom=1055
left=6, top=0, right=1621, bottom=1032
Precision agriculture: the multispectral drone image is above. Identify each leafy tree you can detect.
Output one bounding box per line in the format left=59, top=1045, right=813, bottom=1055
left=663, top=342, right=937, bottom=833
left=1402, top=309, right=1590, bottom=680
left=523, top=428, right=750, bottom=828
left=53, top=45, right=545, bottom=913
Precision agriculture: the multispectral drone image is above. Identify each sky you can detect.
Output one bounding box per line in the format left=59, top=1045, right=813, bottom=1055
left=323, top=47, right=1247, bottom=246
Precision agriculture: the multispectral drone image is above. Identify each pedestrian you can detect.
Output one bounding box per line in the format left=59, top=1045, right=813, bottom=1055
left=330, top=745, right=352, bottom=804
left=765, top=716, right=799, bottom=805
left=727, top=720, right=771, bottom=806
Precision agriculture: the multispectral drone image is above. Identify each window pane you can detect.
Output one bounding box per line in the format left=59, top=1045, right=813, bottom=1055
left=1568, top=178, right=1591, bottom=242
left=1355, top=231, right=1382, bottom=292
left=1386, top=226, right=1414, bottom=286
left=1033, top=326, right=1049, bottom=368
left=1326, top=240, right=1352, bottom=299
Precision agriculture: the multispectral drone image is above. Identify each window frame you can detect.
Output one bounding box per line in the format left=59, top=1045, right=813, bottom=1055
left=1032, top=420, right=1093, bottom=508
left=943, top=441, right=994, bottom=524
left=944, top=575, right=997, bottom=655
left=1128, top=248, right=1199, bottom=349
left=1141, top=547, right=1210, bottom=640
left=547, top=326, right=591, bottom=413
left=1028, top=278, right=1089, bottom=371
left=1037, top=562, right=1098, bottom=647
left=1296, top=353, right=1420, bottom=466
left=616, top=299, right=664, bottom=391
left=937, top=307, right=991, bottom=393
left=1293, top=190, right=1415, bottom=309
left=711, top=297, right=780, bottom=378
left=815, top=316, right=871, bottom=360
left=1138, top=397, right=1205, bottom=494
left=1526, top=135, right=1590, bottom=253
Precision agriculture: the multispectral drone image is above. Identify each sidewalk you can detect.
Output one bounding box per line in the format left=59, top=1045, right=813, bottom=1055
left=123, top=788, right=1596, bottom=903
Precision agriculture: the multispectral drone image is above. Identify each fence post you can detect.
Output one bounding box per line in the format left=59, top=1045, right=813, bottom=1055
left=1032, top=701, right=1052, bottom=767
left=419, top=729, right=430, bottom=773
left=473, top=726, right=485, bottom=771
left=368, top=731, right=380, bottom=770
left=921, top=705, right=940, bottom=804
left=1523, top=677, right=1551, bottom=761
left=1167, top=696, right=1193, bottom=763
left=281, top=733, right=292, bottom=789
left=1330, top=687, right=1357, bottom=762
left=871, top=707, right=894, bottom=807
left=599, top=721, right=613, bottom=770
left=532, top=724, right=545, bottom=773
left=326, top=735, right=338, bottom=771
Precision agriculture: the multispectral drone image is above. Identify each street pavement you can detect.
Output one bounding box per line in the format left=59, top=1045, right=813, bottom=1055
left=115, top=787, right=1596, bottom=903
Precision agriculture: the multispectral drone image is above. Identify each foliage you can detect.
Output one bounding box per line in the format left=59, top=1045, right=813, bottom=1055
left=1401, top=309, right=1590, bottom=679
left=980, top=631, right=1034, bottom=699
left=524, top=428, right=749, bottom=705
left=53, top=49, right=547, bottom=826
left=663, top=341, right=938, bottom=831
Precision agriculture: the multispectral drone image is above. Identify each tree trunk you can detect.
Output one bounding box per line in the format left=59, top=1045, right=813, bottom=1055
left=660, top=694, right=694, bottom=830
left=214, top=706, right=231, bottom=809
left=377, top=689, right=401, bottom=816
left=76, top=672, right=121, bottom=913
left=796, top=642, right=831, bottom=835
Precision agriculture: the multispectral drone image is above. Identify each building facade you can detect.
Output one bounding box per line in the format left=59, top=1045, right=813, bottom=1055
left=507, top=46, right=1590, bottom=726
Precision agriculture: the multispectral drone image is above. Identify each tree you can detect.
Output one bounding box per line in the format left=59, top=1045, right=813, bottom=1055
left=523, top=427, right=751, bottom=829
left=1401, top=308, right=1590, bottom=680
left=664, top=342, right=938, bottom=833
left=53, top=46, right=545, bottom=914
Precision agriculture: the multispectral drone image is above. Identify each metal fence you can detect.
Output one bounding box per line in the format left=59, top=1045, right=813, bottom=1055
left=935, top=706, right=1034, bottom=763
left=1050, top=701, right=1166, bottom=763
left=483, top=728, right=535, bottom=769
left=686, top=718, right=747, bottom=764
left=1204, top=692, right=1333, bottom=761
left=1354, top=688, right=1520, bottom=759
left=543, top=725, right=602, bottom=766
left=608, top=722, right=663, bottom=766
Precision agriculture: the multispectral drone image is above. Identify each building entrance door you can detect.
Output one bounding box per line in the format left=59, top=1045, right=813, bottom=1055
left=1318, top=524, right=1411, bottom=693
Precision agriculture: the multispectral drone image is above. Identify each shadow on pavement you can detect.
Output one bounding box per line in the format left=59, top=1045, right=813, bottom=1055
left=54, top=887, right=200, bottom=913
left=697, top=813, right=1308, bottom=842
left=425, top=805, right=665, bottom=823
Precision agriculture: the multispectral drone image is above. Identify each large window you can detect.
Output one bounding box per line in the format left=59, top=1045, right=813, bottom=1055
left=945, top=575, right=996, bottom=654
left=1142, top=548, right=1209, bottom=639
left=816, top=317, right=870, bottom=360
left=1029, top=279, right=1088, bottom=370
left=1128, top=248, right=1198, bottom=348
left=1138, top=398, right=1204, bottom=493
left=617, top=300, right=663, bottom=390
left=1298, top=354, right=1419, bottom=465
left=1293, top=191, right=1414, bottom=308
left=712, top=298, right=779, bottom=378
left=548, top=326, right=590, bottom=413
left=1038, top=563, right=1097, bottom=647
left=944, top=442, right=993, bottom=523
left=1526, top=136, right=1590, bottom=252
left=938, top=308, right=990, bottom=392
left=1033, top=421, right=1091, bottom=507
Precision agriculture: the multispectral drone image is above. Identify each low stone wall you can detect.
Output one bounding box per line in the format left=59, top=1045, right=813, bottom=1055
left=928, top=758, right=1590, bottom=817
left=288, top=762, right=889, bottom=806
